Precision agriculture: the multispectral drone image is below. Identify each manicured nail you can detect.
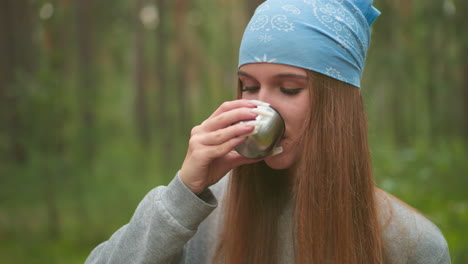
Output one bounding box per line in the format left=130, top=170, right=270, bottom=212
left=241, top=120, right=259, bottom=136
left=249, top=100, right=270, bottom=107
left=249, top=108, right=274, bottom=117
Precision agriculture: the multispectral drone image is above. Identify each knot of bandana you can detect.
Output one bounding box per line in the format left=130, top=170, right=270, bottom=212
left=238, top=0, right=380, bottom=88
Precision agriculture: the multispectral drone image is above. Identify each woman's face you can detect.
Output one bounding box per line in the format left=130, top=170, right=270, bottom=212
left=238, top=63, right=310, bottom=170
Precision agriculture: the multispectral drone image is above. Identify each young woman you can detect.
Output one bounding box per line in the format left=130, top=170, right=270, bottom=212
left=86, top=0, right=451, bottom=263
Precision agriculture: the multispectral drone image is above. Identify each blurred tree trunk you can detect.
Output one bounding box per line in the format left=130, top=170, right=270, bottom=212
left=391, top=5, right=409, bottom=146
left=462, top=61, right=468, bottom=139
left=174, top=0, right=189, bottom=133
left=400, top=0, right=412, bottom=19
left=156, top=0, right=167, bottom=126
left=40, top=3, right=62, bottom=240
left=76, top=0, right=96, bottom=161
left=460, top=1, right=468, bottom=139
left=134, top=0, right=151, bottom=146
left=0, top=0, right=35, bottom=163
left=155, top=0, right=174, bottom=170
left=75, top=0, right=96, bottom=232
left=246, top=0, right=264, bottom=15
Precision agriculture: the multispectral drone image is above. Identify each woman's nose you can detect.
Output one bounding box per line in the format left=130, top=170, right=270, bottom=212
left=257, top=88, right=273, bottom=104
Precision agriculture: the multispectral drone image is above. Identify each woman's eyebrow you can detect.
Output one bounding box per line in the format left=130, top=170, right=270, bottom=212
left=275, top=73, right=307, bottom=79
left=237, top=71, right=252, bottom=78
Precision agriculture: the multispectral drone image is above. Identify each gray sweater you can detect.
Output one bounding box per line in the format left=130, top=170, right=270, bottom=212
left=85, top=173, right=451, bottom=264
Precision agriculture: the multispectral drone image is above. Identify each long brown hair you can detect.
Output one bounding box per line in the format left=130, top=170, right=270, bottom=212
left=212, top=71, right=383, bottom=263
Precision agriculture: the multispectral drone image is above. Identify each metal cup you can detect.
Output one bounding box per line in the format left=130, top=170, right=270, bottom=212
left=235, top=105, right=285, bottom=159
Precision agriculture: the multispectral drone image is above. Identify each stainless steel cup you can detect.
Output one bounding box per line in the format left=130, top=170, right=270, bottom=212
left=235, top=105, right=285, bottom=159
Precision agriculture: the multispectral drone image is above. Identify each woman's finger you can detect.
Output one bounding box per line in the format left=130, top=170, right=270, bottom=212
left=209, top=99, right=259, bottom=118
left=201, top=107, right=260, bottom=132
left=202, top=134, right=248, bottom=160
left=199, top=121, right=255, bottom=146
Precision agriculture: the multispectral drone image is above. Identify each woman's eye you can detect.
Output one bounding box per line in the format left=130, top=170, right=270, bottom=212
left=241, top=86, right=260, bottom=93
left=280, top=87, right=302, bottom=95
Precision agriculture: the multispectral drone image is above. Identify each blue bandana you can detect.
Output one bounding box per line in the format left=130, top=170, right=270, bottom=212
left=239, top=0, right=380, bottom=88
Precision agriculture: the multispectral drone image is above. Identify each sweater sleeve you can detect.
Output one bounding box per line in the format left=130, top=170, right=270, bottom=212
left=436, top=245, right=451, bottom=264
left=411, top=220, right=451, bottom=264
left=84, top=172, right=218, bottom=264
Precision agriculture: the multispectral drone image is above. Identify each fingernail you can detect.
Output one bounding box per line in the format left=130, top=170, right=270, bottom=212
left=241, top=121, right=259, bottom=136
left=249, top=100, right=270, bottom=107
left=242, top=120, right=257, bottom=126
left=249, top=108, right=274, bottom=117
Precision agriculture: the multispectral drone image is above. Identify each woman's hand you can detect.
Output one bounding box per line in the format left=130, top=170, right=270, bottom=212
left=180, top=99, right=262, bottom=195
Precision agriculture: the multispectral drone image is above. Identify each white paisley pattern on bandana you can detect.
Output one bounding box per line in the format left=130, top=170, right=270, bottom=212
left=306, top=0, right=368, bottom=64
left=282, top=5, right=301, bottom=14
left=249, top=4, right=298, bottom=32
left=326, top=66, right=346, bottom=82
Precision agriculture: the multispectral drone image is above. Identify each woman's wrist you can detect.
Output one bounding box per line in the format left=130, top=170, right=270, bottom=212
left=179, top=171, right=207, bottom=195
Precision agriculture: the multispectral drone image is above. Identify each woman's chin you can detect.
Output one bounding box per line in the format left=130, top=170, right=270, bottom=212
left=263, top=152, right=295, bottom=170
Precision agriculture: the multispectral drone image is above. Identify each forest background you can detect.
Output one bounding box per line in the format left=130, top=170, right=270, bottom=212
left=1, top=0, right=467, bottom=263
